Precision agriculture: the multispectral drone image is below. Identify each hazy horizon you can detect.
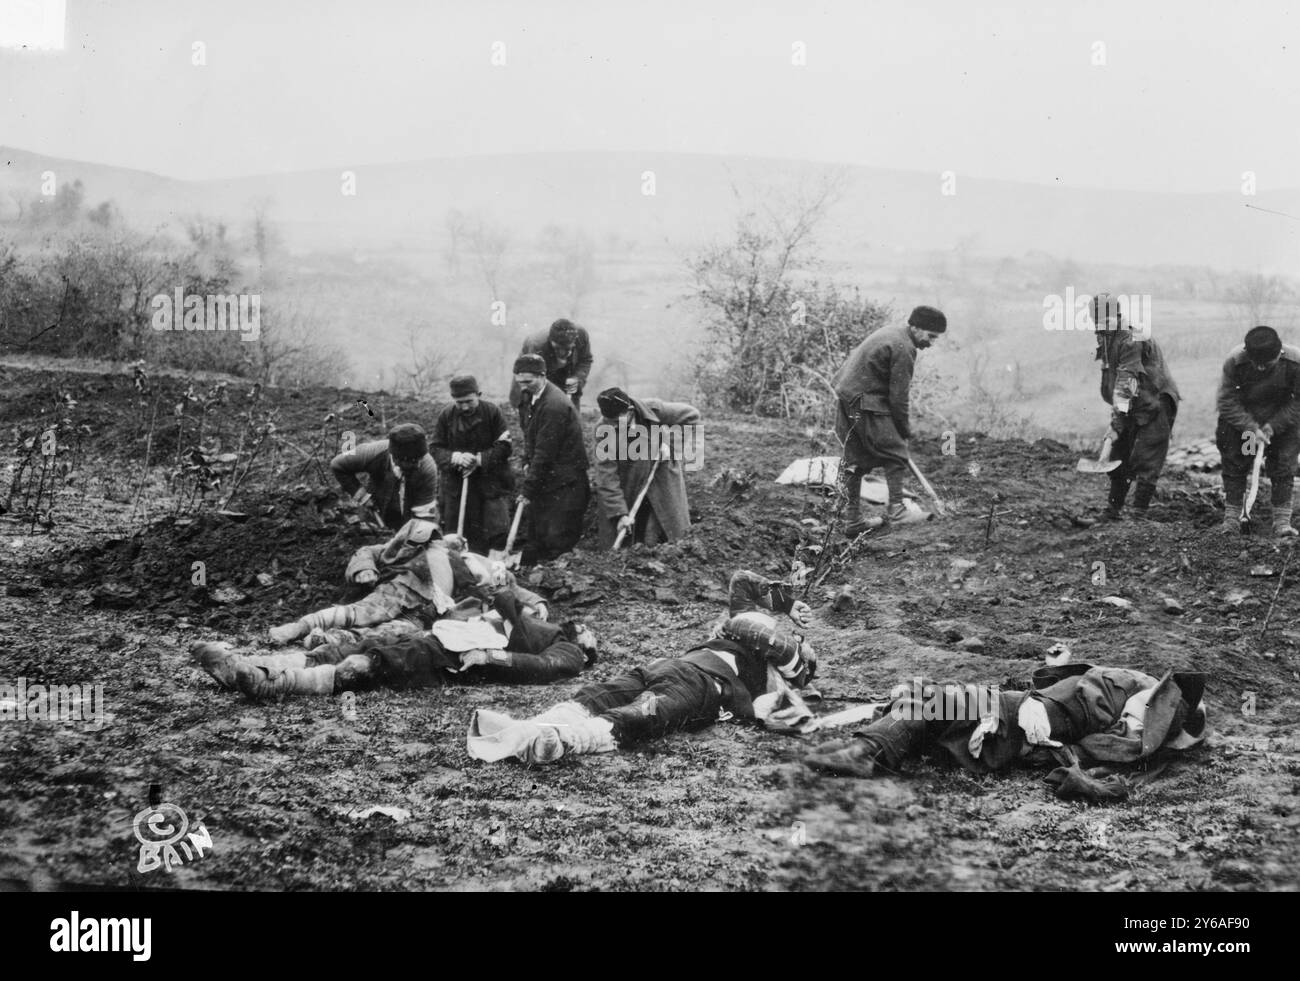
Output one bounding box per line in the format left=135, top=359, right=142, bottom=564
left=2, top=0, right=1297, bottom=193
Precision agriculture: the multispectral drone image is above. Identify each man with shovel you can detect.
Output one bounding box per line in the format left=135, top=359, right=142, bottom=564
left=431, top=374, right=513, bottom=555
left=329, top=423, right=438, bottom=531
left=592, top=387, right=700, bottom=548
left=513, top=354, right=591, bottom=564
left=1088, top=293, right=1180, bottom=522
left=832, top=305, right=946, bottom=536
left=1215, top=325, right=1300, bottom=536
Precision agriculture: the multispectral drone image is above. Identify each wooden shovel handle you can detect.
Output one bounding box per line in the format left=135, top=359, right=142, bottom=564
left=613, top=456, right=663, bottom=549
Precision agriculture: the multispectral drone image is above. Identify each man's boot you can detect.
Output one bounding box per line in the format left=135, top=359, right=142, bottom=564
left=883, top=502, right=908, bottom=523
left=268, top=619, right=310, bottom=645
left=804, top=738, right=877, bottom=778
left=1218, top=502, right=1243, bottom=534
left=842, top=469, right=871, bottom=536
left=1102, top=477, right=1131, bottom=521
left=1131, top=483, right=1156, bottom=522
left=1273, top=507, right=1298, bottom=538
left=192, top=641, right=242, bottom=689
left=235, top=663, right=337, bottom=700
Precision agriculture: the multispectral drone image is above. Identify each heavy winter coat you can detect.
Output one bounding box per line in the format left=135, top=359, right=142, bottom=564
left=593, top=396, right=700, bottom=548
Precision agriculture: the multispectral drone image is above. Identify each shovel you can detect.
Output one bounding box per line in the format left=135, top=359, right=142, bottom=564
left=456, top=473, right=470, bottom=537
left=613, top=455, right=664, bottom=549
left=907, top=459, right=949, bottom=517
left=1242, top=441, right=1266, bottom=533
left=490, top=499, right=526, bottom=570
left=1077, top=436, right=1122, bottom=474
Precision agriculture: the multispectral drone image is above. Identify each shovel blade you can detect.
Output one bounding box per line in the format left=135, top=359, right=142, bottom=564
left=1076, top=457, right=1122, bottom=474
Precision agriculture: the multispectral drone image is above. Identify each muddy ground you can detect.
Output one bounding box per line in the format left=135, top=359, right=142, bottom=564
left=1, top=362, right=1298, bottom=891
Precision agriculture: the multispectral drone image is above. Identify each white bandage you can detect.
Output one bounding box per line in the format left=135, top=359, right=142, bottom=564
left=1017, top=698, right=1060, bottom=747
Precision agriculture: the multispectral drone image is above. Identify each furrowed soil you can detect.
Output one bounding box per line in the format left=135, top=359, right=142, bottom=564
left=1, top=362, right=1298, bottom=892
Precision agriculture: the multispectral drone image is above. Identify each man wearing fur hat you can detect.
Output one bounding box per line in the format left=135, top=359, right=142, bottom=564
left=513, top=353, right=591, bottom=564
left=832, top=306, right=946, bottom=536
left=329, top=423, right=439, bottom=530
left=1091, top=293, right=1181, bottom=521
left=466, top=570, right=815, bottom=765
left=1215, top=325, right=1300, bottom=536
left=593, top=387, right=700, bottom=548
left=431, top=374, right=513, bottom=554
left=804, top=662, right=1207, bottom=803
left=510, top=318, right=594, bottom=411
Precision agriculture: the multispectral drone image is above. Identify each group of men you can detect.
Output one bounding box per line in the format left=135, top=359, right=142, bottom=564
left=327, top=316, right=699, bottom=566
left=191, top=299, right=1246, bottom=796
left=832, top=298, right=1300, bottom=537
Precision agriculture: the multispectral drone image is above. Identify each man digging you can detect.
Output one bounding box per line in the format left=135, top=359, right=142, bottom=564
left=832, top=305, right=946, bottom=536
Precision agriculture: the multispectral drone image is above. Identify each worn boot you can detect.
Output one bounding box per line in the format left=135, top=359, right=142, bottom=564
left=333, top=653, right=376, bottom=689
left=1218, top=502, right=1243, bottom=534
left=268, top=619, right=310, bottom=645
left=192, top=641, right=242, bottom=689
left=883, top=502, right=908, bottom=523
left=1101, top=477, right=1131, bottom=521
left=1131, top=483, right=1156, bottom=522
left=235, top=663, right=337, bottom=700
left=1273, top=507, right=1298, bottom=538
left=804, top=739, right=877, bottom=778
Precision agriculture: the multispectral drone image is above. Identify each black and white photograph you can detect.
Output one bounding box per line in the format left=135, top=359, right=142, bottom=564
left=0, top=0, right=1296, bottom=918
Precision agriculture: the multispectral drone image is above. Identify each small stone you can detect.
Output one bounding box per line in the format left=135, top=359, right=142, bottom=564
left=958, top=636, right=985, bottom=652
left=1161, top=597, right=1184, bottom=615
left=653, top=587, right=682, bottom=604
left=256, top=572, right=275, bottom=587
left=1250, top=565, right=1275, bottom=577
left=211, top=585, right=249, bottom=605
left=1098, top=596, right=1132, bottom=610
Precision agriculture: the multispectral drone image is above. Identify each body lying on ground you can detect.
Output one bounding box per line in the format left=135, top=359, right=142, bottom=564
left=264, top=512, right=545, bottom=646
left=804, top=662, right=1208, bottom=803
left=466, top=569, right=816, bottom=765
left=195, top=590, right=596, bottom=699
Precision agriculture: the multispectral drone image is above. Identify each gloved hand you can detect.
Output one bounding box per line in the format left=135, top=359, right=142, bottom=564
left=565, top=377, right=579, bottom=395
left=1104, top=427, right=1121, bottom=445
left=617, top=515, right=635, bottom=534
left=789, top=600, right=812, bottom=628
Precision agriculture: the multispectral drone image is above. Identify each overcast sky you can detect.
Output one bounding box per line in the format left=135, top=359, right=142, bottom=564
left=1, top=0, right=1296, bottom=193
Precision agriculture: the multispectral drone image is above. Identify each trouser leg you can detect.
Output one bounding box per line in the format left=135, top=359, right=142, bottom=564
left=589, top=661, right=721, bottom=747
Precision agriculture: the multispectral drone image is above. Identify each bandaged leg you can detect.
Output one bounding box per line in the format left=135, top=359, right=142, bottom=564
left=466, top=701, right=616, bottom=763
left=235, top=663, right=337, bottom=700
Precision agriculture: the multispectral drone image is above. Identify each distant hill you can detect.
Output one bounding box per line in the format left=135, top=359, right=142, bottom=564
left=3, top=146, right=1297, bottom=272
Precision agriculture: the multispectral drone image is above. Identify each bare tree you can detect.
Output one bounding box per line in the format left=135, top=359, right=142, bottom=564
left=1228, top=272, right=1297, bottom=329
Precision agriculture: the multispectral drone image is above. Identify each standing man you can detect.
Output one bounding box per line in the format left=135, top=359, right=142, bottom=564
left=430, top=374, right=513, bottom=554
left=1091, top=292, right=1181, bottom=521
left=513, top=354, right=591, bottom=564
left=329, top=423, right=438, bottom=530
left=1215, top=325, right=1300, bottom=536
left=510, top=318, right=594, bottom=411
left=832, top=305, right=946, bottom=535
left=593, top=387, right=700, bottom=548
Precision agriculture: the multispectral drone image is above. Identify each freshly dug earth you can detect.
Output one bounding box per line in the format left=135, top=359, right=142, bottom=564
left=1, top=363, right=1298, bottom=891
